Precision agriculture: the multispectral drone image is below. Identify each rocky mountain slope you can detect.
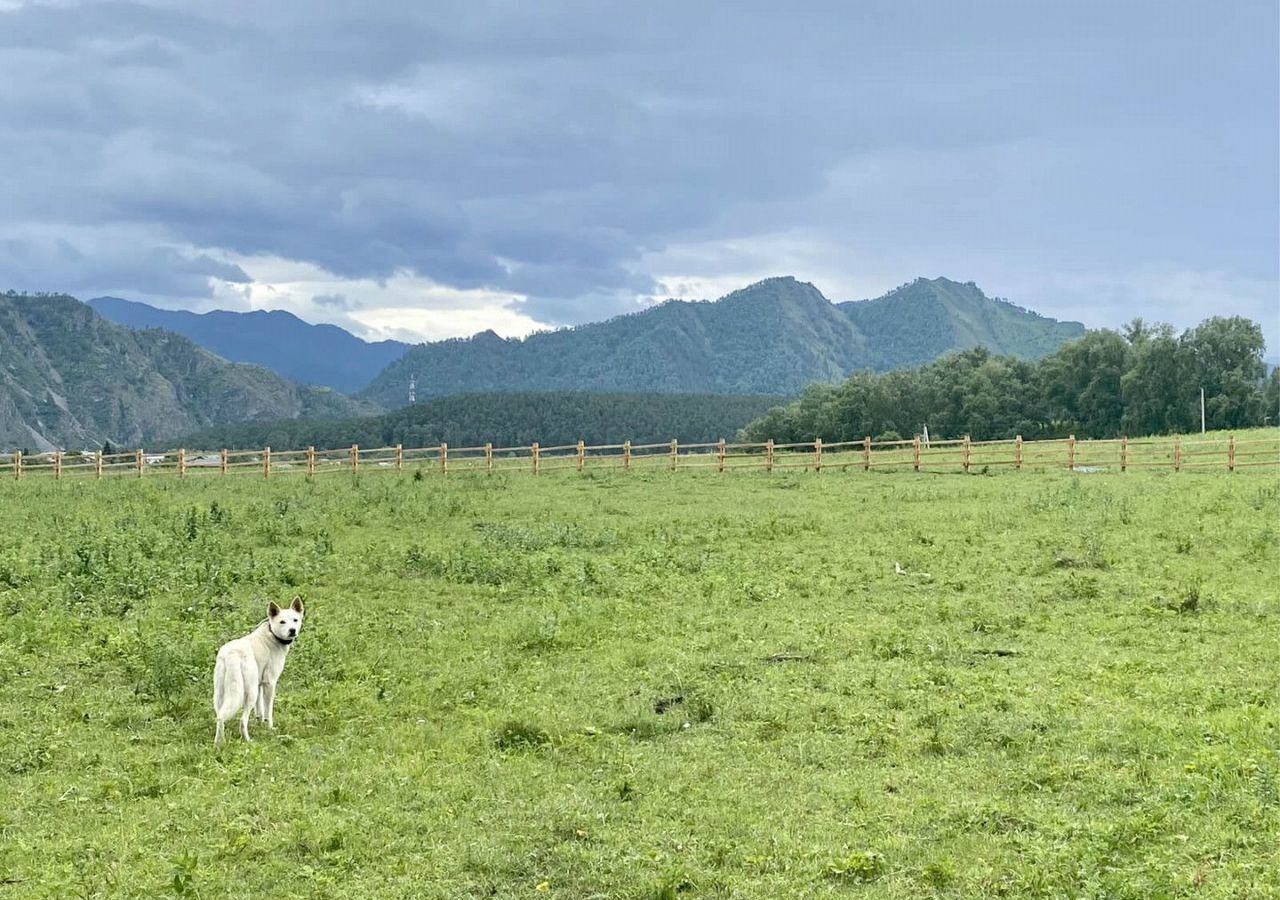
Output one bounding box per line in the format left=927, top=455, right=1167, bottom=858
left=0, top=293, right=371, bottom=450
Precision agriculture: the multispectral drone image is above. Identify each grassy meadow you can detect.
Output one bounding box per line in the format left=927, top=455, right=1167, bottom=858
left=0, top=457, right=1277, bottom=897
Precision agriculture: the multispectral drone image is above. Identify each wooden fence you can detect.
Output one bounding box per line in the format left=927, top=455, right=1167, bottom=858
left=4, top=433, right=1278, bottom=481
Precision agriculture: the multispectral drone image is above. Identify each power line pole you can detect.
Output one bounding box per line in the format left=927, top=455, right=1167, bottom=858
left=1200, top=387, right=1205, bottom=435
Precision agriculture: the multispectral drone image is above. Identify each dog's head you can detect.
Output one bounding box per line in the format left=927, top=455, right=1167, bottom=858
left=267, top=596, right=304, bottom=644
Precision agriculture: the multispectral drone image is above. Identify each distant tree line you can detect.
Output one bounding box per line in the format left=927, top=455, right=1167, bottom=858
left=740, top=316, right=1279, bottom=443
left=172, top=391, right=784, bottom=450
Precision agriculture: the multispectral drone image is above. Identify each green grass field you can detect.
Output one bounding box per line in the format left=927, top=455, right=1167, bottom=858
left=1, top=461, right=1277, bottom=898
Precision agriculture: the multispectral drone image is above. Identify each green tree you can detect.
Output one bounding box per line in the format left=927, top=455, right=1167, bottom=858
left=1263, top=369, right=1280, bottom=426
left=1181, top=317, right=1266, bottom=430
left=738, top=314, right=1272, bottom=443
left=1039, top=330, right=1128, bottom=437
left=1121, top=325, right=1193, bottom=435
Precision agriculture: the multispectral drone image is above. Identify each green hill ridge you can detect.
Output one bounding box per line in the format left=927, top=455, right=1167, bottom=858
left=839, top=277, right=1085, bottom=368
left=360, top=276, right=1085, bottom=407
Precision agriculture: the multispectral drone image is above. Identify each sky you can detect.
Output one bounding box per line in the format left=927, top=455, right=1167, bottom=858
left=2, top=0, right=1277, bottom=350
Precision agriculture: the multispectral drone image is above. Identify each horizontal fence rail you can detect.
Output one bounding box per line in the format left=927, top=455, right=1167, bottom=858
left=4, top=433, right=1277, bottom=482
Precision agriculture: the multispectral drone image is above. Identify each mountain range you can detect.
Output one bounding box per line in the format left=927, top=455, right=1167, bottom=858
left=358, top=277, right=1085, bottom=407
left=87, top=297, right=409, bottom=393
left=0, top=292, right=370, bottom=451
left=2, top=276, right=1087, bottom=450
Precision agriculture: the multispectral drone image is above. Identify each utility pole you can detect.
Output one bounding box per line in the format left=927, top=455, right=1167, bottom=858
left=1200, top=387, right=1205, bottom=435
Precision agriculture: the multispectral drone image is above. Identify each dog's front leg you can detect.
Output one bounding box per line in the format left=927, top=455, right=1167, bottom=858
left=262, top=681, right=277, bottom=729
left=255, top=684, right=267, bottom=720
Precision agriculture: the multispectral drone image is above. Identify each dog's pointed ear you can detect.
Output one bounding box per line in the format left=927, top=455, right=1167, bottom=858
left=291, top=596, right=304, bottom=615
left=268, top=601, right=281, bottom=618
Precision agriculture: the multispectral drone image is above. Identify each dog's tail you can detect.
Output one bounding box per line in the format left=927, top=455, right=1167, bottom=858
left=213, top=653, right=246, bottom=721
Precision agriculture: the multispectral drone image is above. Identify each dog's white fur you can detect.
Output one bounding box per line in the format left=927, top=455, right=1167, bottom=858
left=213, top=597, right=304, bottom=745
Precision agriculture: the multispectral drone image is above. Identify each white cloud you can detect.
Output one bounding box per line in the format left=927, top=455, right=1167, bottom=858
left=211, top=254, right=547, bottom=341
left=644, top=230, right=927, bottom=305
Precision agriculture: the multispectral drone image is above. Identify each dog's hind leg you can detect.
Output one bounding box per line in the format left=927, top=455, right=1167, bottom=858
left=213, top=655, right=232, bottom=746
left=238, top=657, right=257, bottom=742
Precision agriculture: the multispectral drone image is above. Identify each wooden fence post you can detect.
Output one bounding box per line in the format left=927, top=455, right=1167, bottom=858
left=95, top=451, right=103, bottom=480
left=1173, top=436, right=1181, bottom=472
left=863, top=436, right=872, bottom=472
left=1228, top=435, right=1236, bottom=473
left=13, top=451, right=20, bottom=480
left=577, top=440, right=585, bottom=472
left=351, top=444, right=360, bottom=473
left=718, top=438, right=726, bottom=473
left=396, top=444, right=403, bottom=471
left=136, top=449, right=144, bottom=477
left=670, top=439, right=678, bottom=471
left=440, top=443, right=448, bottom=474
left=532, top=442, right=540, bottom=475
left=1015, top=435, right=1023, bottom=471
left=913, top=436, right=921, bottom=472
left=221, top=448, right=228, bottom=475
left=177, top=448, right=186, bottom=478
left=1120, top=437, right=1127, bottom=473
left=623, top=440, right=631, bottom=470
left=766, top=439, right=774, bottom=472
left=814, top=437, right=823, bottom=472
left=485, top=442, right=493, bottom=474
left=1067, top=434, right=1076, bottom=471
left=264, top=447, right=271, bottom=478
left=53, top=450, right=62, bottom=480
left=962, top=435, right=971, bottom=474
left=307, top=446, right=316, bottom=476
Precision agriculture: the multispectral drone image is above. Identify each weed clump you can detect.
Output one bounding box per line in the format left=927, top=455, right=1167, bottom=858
left=1062, top=572, right=1101, bottom=601
left=1156, top=582, right=1210, bottom=614
left=651, top=694, right=713, bottom=723
left=649, top=875, right=695, bottom=899
left=131, top=640, right=200, bottom=715
left=493, top=720, right=551, bottom=751
left=826, top=850, right=885, bottom=882
left=922, top=858, right=956, bottom=888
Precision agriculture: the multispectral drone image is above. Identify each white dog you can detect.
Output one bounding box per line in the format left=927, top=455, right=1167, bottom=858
left=213, top=597, right=304, bottom=745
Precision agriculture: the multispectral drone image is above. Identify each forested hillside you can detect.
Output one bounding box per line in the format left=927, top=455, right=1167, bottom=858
left=0, top=292, right=372, bottom=451
left=361, top=277, right=1084, bottom=406
left=839, top=277, right=1085, bottom=368
left=741, top=316, right=1278, bottom=443
left=173, top=392, right=783, bottom=450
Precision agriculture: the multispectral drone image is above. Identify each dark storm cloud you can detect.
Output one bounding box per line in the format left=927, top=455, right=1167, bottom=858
left=0, top=0, right=1275, bottom=332
left=0, top=235, right=248, bottom=298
